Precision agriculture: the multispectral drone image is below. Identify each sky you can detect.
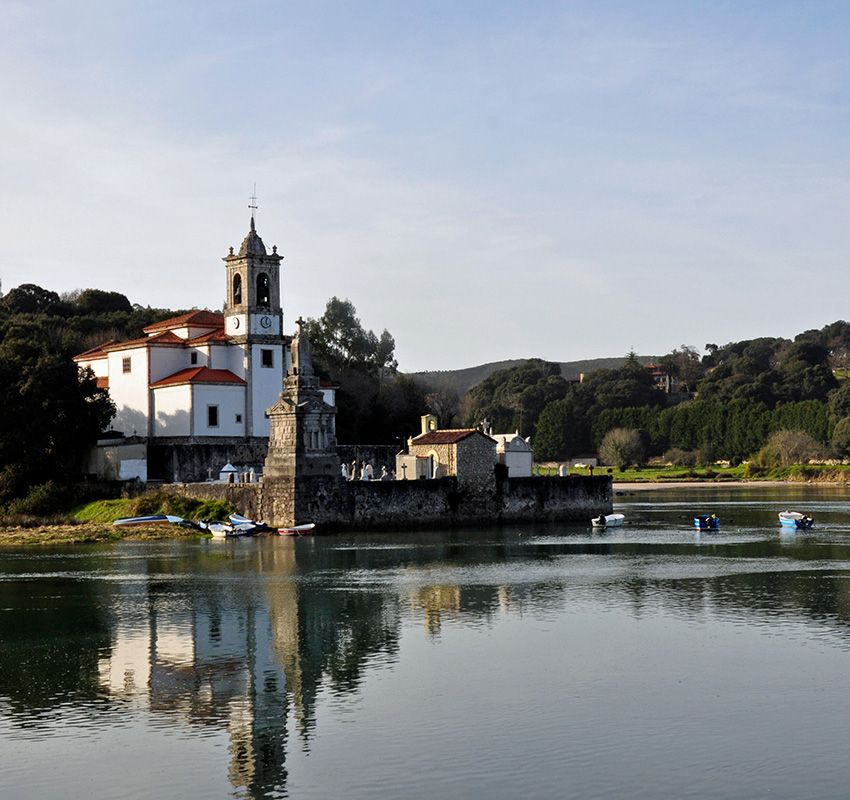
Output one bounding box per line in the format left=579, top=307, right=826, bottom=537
left=2, top=1, right=850, bottom=371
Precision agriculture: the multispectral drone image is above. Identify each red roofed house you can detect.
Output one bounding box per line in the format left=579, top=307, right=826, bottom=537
left=74, top=216, right=335, bottom=481
left=398, top=414, right=497, bottom=489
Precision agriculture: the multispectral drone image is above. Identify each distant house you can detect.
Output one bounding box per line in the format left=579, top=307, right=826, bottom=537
left=644, top=363, right=678, bottom=394
left=491, top=432, right=533, bottom=477
left=399, top=415, right=496, bottom=487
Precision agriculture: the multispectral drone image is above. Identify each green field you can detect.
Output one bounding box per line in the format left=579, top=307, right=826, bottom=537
left=536, top=463, right=850, bottom=483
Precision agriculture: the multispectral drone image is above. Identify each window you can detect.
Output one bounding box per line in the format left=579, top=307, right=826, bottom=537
left=235, top=413, right=242, bottom=424
left=261, top=349, right=273, bottom=368
left=207, top=405, right=219, bottom=428
left=190, top=352, right=198, bottom=365
left=122, top=357, right=131, bottom=374
left=256, top=272, right=270, bottom=307
left=233, top=273, right=242, bottom=305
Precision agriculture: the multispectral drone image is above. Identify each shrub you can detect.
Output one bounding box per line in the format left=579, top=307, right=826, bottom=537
left=754, top=429, right=824, bottom=467
left=663, top=448, right=697, bottom=467
left=599, top=428, right=644, bottom=470
left=6, top=481, right=75, bottom=516
left=131, top=492, right=235, bottom=521
left=730, top=455, right=742, bottom=467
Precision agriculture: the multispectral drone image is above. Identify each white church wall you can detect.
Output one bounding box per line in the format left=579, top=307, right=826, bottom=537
left=250, top=344, right=284, bottom=437
left=149, top=345, right=189, bottom=383
left=193, top=385, right=246, bottom=437
left=78, top=356, right=108, bottom=378
left=152, top=385, right=192, bottom=436
left=107, top=347, right=150, bottom=436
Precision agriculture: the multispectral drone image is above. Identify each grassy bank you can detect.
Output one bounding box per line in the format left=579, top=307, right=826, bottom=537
left=0, top=492, right=239, bottom=546
left=558, top=463, right=850, bottom=483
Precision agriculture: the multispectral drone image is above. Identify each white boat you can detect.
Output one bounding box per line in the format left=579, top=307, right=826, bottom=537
left=592, top=513, right=624, bottom=528
left=779, top=511, right=814, bottom=530
left=278, top=523, right=317, bottom=536
left=113, top=514, right=185, bottom=526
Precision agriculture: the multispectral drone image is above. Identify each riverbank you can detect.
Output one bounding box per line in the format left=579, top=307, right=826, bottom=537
left=0, top=523, right=207, bottom=546
left=614, top=480, right=833, bottom=493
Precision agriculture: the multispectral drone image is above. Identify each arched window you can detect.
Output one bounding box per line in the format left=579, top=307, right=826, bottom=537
left=256, top=273, right=270, bottom=307
left=232, top=273, right=242, bottom=305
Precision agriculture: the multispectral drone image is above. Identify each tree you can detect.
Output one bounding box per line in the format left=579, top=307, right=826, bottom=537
left=464, top=359, right=569, bottom=437
left=755, top=429, right=823, bottom=467
left=828, top=381, right=850, bottom=424
left=599, top=428, right=644, bottom=469
left=832, top=417, right=850, bottom=457
left=659, top=345, right=703, bottom=392
left=533, top=398, right=576, bottom=461
left=1, top=284, right=62, bottom=315
left=73, top=289, right=133, bottom=314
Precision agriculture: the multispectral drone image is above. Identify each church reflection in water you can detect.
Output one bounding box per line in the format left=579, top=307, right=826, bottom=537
left=93, top=539, right=405, bottom=798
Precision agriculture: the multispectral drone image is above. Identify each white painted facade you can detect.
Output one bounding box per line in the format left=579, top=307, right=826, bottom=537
left=74, top=217, right=335, bottom=445
left=492, top=432, right=534, bottom=478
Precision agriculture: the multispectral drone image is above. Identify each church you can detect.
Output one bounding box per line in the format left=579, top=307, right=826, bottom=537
left=74, top=216, right=334, bottom=482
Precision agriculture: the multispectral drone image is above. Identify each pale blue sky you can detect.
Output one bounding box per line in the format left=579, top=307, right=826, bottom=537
left=2, top=1, right=850, bottom=370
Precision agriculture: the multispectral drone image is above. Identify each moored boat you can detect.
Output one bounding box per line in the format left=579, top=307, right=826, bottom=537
left=113, top=514, right=185, bottom=526
left=591, top=513, right=625, bottom=528
left=694, top=514, right=720, bottom=530
left=278, top=523, right=317, bottom=536
left=779, top=511, right=814, bottom=529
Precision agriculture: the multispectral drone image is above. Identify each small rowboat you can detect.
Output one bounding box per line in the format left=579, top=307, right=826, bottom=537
left=694, top=514, right=720, bottom=530
left=779, top=511, right=814, bottom=530
left=591, top=513, right=624, bottom=528
left=113, top=514, right=185, bottom=526
left=278, top=523, right=317, bottom=536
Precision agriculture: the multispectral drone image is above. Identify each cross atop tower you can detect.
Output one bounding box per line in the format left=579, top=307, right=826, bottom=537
left=248, top=183, right=258, bottom=222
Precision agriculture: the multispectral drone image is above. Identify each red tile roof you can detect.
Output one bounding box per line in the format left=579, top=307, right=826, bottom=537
left=101, top=330, right=185, bottom=352
left=411, top=429, right=495, bottom=446
left=186, top=328, right=230, bottom=345
left=73, top=342, right=115, bottom=361
left=150, top=367, right=246, bottom=388
left=143, top=310, right=224, bottom=334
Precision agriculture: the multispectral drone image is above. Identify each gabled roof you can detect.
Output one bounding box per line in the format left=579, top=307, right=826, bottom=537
left=73, top=341, right=116, bottom=361
left=411, top=429, right=496, bottom=446
left=150, top=367, right=246, bottom=388
left=186, top=328, right=230, bottom=345
left=102, top=330, right=186, bottom=352
left=143, top=310, right=224, bottom=335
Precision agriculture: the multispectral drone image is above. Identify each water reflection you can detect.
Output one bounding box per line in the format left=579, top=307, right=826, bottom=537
left=1, top=485, right=850, bottom=798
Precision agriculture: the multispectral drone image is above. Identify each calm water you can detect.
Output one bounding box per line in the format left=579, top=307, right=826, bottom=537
left=3, top=485, right=850, bottom=799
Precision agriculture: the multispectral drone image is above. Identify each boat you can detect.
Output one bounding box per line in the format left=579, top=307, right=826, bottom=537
left=779, top=511, right=814, bottom=529
left=591, top=513, right=625, bottom=528
left=113, top=514, right=185, bottom=526
left=694, top=514, right=720, bottom=530
left=228, top=513, right=274, bottom=534
left=278, top=523, right=317, bottom=536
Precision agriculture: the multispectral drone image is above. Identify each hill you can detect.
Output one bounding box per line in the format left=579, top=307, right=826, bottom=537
left=409, top=356, right=659, bottom=397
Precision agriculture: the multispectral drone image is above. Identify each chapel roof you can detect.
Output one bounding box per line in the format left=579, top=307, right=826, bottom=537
left=143, top=310, right=224, bottom=335
left=411, top=429, right=495, bottom=446
left=150, top=367, right=246, bottom=388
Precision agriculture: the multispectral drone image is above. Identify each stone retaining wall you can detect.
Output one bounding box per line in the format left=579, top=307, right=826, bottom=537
left=171, top=474, right=612, bottom=530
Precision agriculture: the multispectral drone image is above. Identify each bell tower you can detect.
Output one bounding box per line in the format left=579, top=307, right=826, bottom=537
left=223, top=216, right=283, bottom=341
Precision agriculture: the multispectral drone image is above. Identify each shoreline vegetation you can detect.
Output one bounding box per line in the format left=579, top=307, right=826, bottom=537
left=1, top=468, right=849, bottom=546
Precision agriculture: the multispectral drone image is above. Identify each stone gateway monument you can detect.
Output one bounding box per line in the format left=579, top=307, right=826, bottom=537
left=261, top=319, right=342, bottom=526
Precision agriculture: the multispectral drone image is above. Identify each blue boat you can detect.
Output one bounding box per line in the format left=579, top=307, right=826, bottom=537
left=779, top=511, right=814, bottom=530
left=694, top=514, right=720, bottom=530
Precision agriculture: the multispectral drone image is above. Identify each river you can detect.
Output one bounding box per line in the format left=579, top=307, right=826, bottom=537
left=2, top=485, right=850, bottom=799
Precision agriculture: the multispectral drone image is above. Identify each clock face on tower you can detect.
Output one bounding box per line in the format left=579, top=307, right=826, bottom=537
left=260, top=316, right=271, bottom=329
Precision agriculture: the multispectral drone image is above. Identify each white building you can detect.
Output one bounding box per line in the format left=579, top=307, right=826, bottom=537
left=74, top=216, right=334, bottom=481
left=492, top=432, right=533, bottom=477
